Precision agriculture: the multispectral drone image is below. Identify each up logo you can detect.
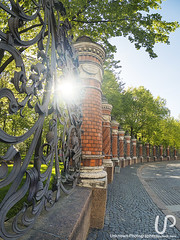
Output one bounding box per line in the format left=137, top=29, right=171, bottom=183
left=155, top=215, right=176, bottom=235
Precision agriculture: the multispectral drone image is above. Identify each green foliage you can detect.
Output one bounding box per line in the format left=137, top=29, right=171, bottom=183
left=0, top=1, right=180, bottom=150
left=0, top=162, right=64, bottom=219
left=60, top=0, right=180, bottom=58
left=1, top=0, right=179, bottom=73
left=102, top=70, right=180, bottom=149
left=121, top=86, right=170, bottom=138
left=102, top=70, right=124, bottom=118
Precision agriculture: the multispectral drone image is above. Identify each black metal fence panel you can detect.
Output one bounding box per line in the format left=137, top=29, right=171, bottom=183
left=0, top=1, right=82, bottom=239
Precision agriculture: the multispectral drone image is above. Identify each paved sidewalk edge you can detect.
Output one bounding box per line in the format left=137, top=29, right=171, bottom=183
left=137, top=162, right=180, bottom=232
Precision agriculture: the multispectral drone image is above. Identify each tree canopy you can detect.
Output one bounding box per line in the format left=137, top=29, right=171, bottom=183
left=102, top=70, right=180, bottom=149
left=0, top=1, right=180, bottom=151
left=64, top=0, right=179, bottom=58
left=0, top=0, right=179, bottom=60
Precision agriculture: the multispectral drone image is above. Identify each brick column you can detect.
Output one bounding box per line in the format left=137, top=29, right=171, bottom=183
left=102, top=96, right=113, bottom=183
left=118, top=129, right=125, bottom=167
left=138, top=139, right=143, bottom=163
left=153, top=145, right=157, bottom=161
left=74, top=36, right=107, bottom=229
left=159, top=145, right=163, bottom=161
left=125, top=132, right=131, bottom=166
left=132, top=137, right=137, bottom=164
left=146, top=143, right=150, bottom=162
left=166, top=146, right=170, bottom=161
left=111, top=120, right=119, bottom=167
left=174, top=147, right=177, bottom=160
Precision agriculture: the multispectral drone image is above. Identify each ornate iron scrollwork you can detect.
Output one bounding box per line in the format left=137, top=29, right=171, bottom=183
left=0, top=1, right=82, bottom=239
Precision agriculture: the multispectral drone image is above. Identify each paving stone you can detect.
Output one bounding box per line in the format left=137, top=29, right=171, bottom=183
left=87, top=162, right=180, bottom=240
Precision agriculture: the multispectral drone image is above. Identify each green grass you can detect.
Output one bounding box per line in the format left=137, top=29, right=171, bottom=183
left=0, top=162, right=64, bottom=220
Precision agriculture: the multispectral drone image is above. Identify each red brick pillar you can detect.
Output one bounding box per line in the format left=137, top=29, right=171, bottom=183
left=74, top=36, right=107, bottom=229
left=111, top=120, right=119, bottom=167
left=166, top=146, right=170, bottom=161
left=174, top=147, right=177, bottom=160
left=125, top=132, right=131, bottom=166
left=146, top=143, right=150, bottom=162
left=102, top=96, right=113, bottom=183
left=118, top=129, right=125, bottom=167
left=132, top=137, right=137, bottom=164
left=153, top=145, right=157, bottom=161
left=159, top=145, right=163, bottom=161
left=138, top=140, right=143, bottom=163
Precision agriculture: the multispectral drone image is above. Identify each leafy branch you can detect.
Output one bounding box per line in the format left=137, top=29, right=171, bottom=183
left=71, top=18, right=136, bottom=24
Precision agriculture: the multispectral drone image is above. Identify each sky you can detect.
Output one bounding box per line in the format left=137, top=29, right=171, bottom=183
left=110, top=0, right=180, bottom=120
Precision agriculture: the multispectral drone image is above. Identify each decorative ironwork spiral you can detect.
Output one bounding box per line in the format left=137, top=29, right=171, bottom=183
left=0, top=1, right=82, bottom=239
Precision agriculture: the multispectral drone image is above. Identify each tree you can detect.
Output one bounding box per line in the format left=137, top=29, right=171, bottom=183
left=102, top=70, right=124, bottom=119
left=157, top=117, right=180, bottom=149
left=120, top=87, right=170, bottom=139
left=0, top=0, right=179, bottom=60
left=102, top=72, right=180, bottom=149
left=63, top=0, right=179, bottom=58
left=1, top=1, right=180, bottom=149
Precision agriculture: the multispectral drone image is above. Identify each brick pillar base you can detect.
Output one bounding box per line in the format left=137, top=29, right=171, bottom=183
left=74, top=36, right=107, bottom=229
left=167, top=146, right=170, bottom=161
left=111, top=120, right=119, bottom=167
left=153, top=146, right=157, bottom=161
left=138, top=141, right=143, bottom=163
left=159, top=145, right=163, bottom=161
left=174, top=148, right=177, bottom=160
left=146, top=143, right=150, bottom=162
left=102, top=96, right=113, bottom=183
left=78, top=166, right=107, bottom=229
left=118, top=129, right=125, bottom=168
left=125, top=132, right=131, bottom=166
left=132, top=137, right=137, bottom=164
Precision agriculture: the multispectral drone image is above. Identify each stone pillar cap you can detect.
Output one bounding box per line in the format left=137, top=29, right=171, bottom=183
left=74, top=36, right=106, bottom=64
left=111, top=120, right=119, bottom=127
left=132, top=138, right=137, bottom=141
left=118, top=130, right=125, bottom=134
left=102, top=103, right=113, bottom=111
left=125, top=135, right=131, bottom=139
left=76, top=36, right=94, bottom=43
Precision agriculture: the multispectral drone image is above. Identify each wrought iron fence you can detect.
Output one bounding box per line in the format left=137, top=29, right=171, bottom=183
left=0, top=1, right=82, bottom=239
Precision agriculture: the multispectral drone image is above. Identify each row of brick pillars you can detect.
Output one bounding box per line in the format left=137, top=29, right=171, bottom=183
left=102, top=96, right=113, bottom=183
left=73, top=36, right=178, bottom=230
left=102, top=119, right=178, bottom=170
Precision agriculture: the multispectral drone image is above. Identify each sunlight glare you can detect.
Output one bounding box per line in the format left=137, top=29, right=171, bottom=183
left=57, top=81, right=76, bottom=103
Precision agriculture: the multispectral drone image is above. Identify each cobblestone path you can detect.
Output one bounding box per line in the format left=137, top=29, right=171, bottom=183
left=87, top=162, right=180, bottom=240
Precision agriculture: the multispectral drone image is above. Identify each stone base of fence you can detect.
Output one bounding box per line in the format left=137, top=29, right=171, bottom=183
left=121, top=156, right=180, bottom=168
left=119, top=158, right=124, bottom=167
left=90, top=188, right=107, bottom=229
left=122, top=159, right=128, bottom=167
left=103, top=159, right=114, bottom=184
left=120, top=159, right=125, bottom=168
left=133, top=157, right=137, bottom=164
left=112, top=158, right=119, bottom=165
left=153, top=156, right=157, bottom=161
left=20, top=187, right=92, bottom=240
left=126, top=157, right=131, bottom=166
left=78, top=166, right=107, bottom=229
